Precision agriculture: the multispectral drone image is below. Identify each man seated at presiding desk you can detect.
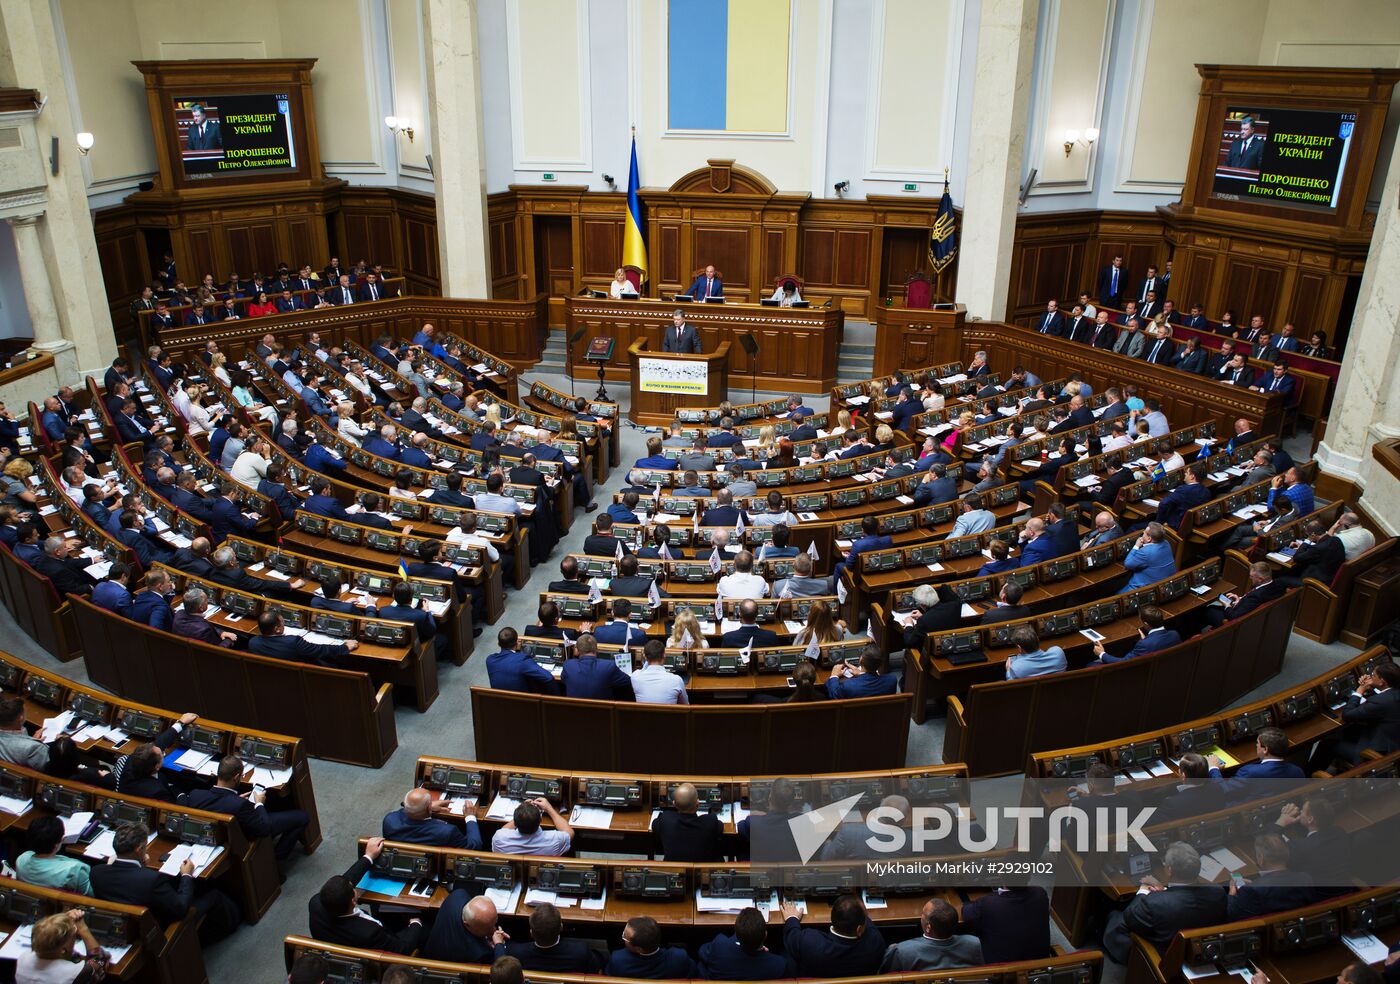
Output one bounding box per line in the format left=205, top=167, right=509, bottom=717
left=310, top=836, right=426, bottom=954
left=651, top=781, right=722, bottom=862
left=491, top=798, right=573, bottom=857
left=495, top=901, right=602, bottom=973
left=685, top=263, right=724, bottom=302
left=699, top=907, right=798, bottom=980
left=90, top=819, right=242, bottom=945
left=662, top=309, right=702, bottom=354
left=383, top=786, right=482, bottom=850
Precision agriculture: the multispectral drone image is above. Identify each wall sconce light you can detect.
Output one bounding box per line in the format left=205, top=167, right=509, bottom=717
left=1063, top=127, right=1099, bottom=157
left=385, top=116, right=415, bottom=143
left=75, top=132, right=94, bottom=156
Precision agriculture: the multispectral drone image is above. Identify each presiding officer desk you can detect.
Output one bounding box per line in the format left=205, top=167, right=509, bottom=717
left=285, top=937, right=1103, bottom=984
left=409, top=756, right=969, bottom=855
left=565, top=295, right=844, bottom=395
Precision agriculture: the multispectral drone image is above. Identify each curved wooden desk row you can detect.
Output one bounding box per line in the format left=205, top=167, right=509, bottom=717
left=285, top=936, right=1102, bottom=984
left=69, top=594, right=398, bottom=768
left=154, top=293, right=549, bottom=371
left=135, top=276, right=409, bottom=329
left=522, top=379, right=621, bottom=472
left=958, top=322, right=1285, bottom=437
left=831, top=360, right=967, bottom=402
left=405, top=757, right=971, bottom=853
left=1028, top=644, right=1391, bottom=780
left=0, top=647, right=320, bottom=841
left=1293, top=536, right=1398, bottom=648
left=942, top=582, right=1301, bottom=777
left=622, top=433, right=909, bottom=491
left=0, top=874, right=206, bottom=984
left=0, top=759, right=277, bottom=923
left=0, top=542, right=77, bottom=661
left=471, top=688, right=911, bottom=775
left=154, top=564, right=444, bottom=714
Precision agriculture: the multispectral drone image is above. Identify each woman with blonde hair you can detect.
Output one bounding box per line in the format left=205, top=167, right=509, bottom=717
left=873, top=424, right=895, bottom=452
left=210, top=351, right=232, bottom=387
left=14, top=909, right=106, bottom=982
left=183, top=382, right=217, bottom=434
left=337, top=403, right=369, bottom=446
left=484, top=403, right=503, bottom=429
left=609, top=268, right=633, bottom=299
left=794, top=602, right=845, bottom=647
left=2, top=456, right=38, bottom=511
left=754, top=424, right=777, bottom=459
left=830, top=409, right=851, bottom=436
left=668, top=608, right=710, bottom=649
left=942, top=410, right=974, bottom=453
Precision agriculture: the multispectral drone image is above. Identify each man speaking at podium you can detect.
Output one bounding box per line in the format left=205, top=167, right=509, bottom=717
left=662, top=309, right=702, bottom=354
left=685, top=264, right=723, bottom=301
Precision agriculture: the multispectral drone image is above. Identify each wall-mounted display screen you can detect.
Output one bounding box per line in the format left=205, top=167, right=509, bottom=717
left=1211, top=106, right=1356, bottom=212
left=173, top=94, right=298, bottom=180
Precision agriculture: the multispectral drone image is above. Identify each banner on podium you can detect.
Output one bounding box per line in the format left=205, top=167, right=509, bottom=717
left=639, top=357, right=708, bottom=395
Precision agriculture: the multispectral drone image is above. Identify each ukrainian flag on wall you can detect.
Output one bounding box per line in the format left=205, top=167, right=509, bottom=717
left=667, top=0, right=790, bottom=132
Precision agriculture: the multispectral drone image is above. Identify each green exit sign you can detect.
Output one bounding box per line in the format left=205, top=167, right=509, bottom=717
left=541, top=172, right=557, bottom=181
left=902, top=182, right=919, bottom=193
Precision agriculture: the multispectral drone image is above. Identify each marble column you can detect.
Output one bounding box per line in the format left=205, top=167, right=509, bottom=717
left=954, top=0, right=1038, bottom=322
left=6, top=215, right=65, bottom=351
left=423, top=0, right=491, bottom=298
left=0, top=0, right=116, bottom=375
left=1315, top=129, right=1400, bottom=530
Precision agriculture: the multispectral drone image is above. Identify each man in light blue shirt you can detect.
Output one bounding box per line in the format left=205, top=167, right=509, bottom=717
left=491, top=799, right=573, bottom=856
left=1141, top=399, right=1170, bottom=437
left=474, top=472, right=520, bottom=515
left=1005, top=625, right=1066, bottom=680
left=948, top=494, right=995, bottom=538
left=1119, top=522, right=1176, bottom=593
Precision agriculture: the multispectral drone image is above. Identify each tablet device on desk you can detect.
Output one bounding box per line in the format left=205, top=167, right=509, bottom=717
left=703, top=296, right=726, bottom=303
left=673, top=294, right=694, bottom=303
left=619, top=291, right=639, bottom=299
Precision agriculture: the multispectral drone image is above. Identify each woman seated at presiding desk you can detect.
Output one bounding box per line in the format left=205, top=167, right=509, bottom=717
left=609, top=269, right=640, bottom=299
left=768, top=279, right=803, bottom=307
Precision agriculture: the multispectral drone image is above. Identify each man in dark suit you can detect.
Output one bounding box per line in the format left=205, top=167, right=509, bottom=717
left=661, top=309, right=702, bottom=353
left=583, top=512, right=630, bottom=557
left=1310, top=663, right=1400, bottom=769
left=981, top=580, right=1031, bottom=625
left=1091, top=606, right=1181, bottom=663
left=1016, top=518, right=1067, bottom=568
left=1018, top=440, right=1076, bottom=499
left=1226, top=833, right=1315, bottom=919
left=651, top=781, right=724, bottom=862
left=169, top=472, right=216, bottom=524
left=1033, top=299, right=1066, bottom=337
left=1065, top=305, right=1093, bottom=343
left=114, top=398, right=155, bottom=446
left=327, top=274, right=357, bottom=306
left=826, top=647, right=899, bottom=698
left=486, top=628, right=561, bottom=694
left=1087, top=310, right=1117, bottom=350
left=358, top=274, right=388, bottom=303
left=607, top=916, right=696, bottom=978
left=720, top=600, right=779, bottom=649
left=1103, top=841, right=1227, bottom=962
left=91, top=821, right=240, bottom=941
left=1206, top=561, right=1285, bottom=627
left=1141, top=325, right=1177, bottom=364
left=1226, top=117, right=1265, bottom=170
left=1066, top=394, right=1095, bottom=429
left=1157, top=460, right=1211, bottom=530
left=378, top=582, right=449, bottom=661
left=184, top=105, right=222, bottom=149
left=1279, top=520, right=1345, bottom=588
left=611, top=554, right=663, bottom=600
left=186, top=755, right=310, bottom=861
left=1148, top=754, right=1226, bottom=824
left=560, top=634, right=633, bottom=700
left=172, top=587, right=237, bottom=647
left=901, top=584, right=961, bottom=651
left=208, top=481, right=259, bottom=543
left=782, top=894, right=885, bottom=978
left=1273, top=798, right=1350, bottom=894
left=276, top=289, right=307, bottom=313
left=1097, top=256, right=1125, bottom=309
left=685, top=264, right=723, bottom=301
left=309, top=836, right=426, bottom=954
left=547, top=557, right=589, bottom=595
left=249, top=611, right=357, bottom=667
left=834, top=515, right=893, bottom=584
left=496, top=901, right=602, bottom=973
left=32, top=536, right=97, bottom=597
left=1253, top=362, right=1297, bottom=402
left=256, top=462, right=301, bottom=520
left=699, top=907, right=798, bottom=980
left=700, top=488, right=747, bottom=528
left=383, top=786, right=481, bottom=849
left=961, top=887, right=1051, bottom=964
left=1135, top=265, right=1163, bottom=306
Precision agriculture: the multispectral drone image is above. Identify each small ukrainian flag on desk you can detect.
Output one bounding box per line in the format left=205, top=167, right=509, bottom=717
left=1151, top=461, right=1167, bottom=482
left=398, top=557, right=410, bottom=582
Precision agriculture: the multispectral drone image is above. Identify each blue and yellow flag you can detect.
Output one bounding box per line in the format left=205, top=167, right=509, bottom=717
left=398, top=556, right=410, bottom=581
left=1151, top=461, right=1167, bottom=482
left=623, top=135, right=648, bottom=279
left=929, top=181, right=958, bottom=274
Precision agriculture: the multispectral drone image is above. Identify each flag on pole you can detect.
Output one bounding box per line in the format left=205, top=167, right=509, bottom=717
left=615, top=539, right=625, bottom=562
left=734, top=513, right=745, bottom=537
left=806, top=540, right=819, bottom=561
left=1151, top=460, right=1167, bottom=482
left=739, top=637, right=753, bottom=664
left=837, top=578, right=848, bottom=604
left=647, top=580, right=661, bottom=609
left=803, top=634, right=821, bottom=662
left=709, top=547, right=722, bottom=574
left=929, top=174, right=958, bottom=274
left=623, top=132, right=648, bottom=280
left=588, top=582, right=603, bottom=605
left=659, top=540, right=673, bottom=561
left=397, top=556, right=410, bottom=581
left=714, top=595, right=723, bottom=623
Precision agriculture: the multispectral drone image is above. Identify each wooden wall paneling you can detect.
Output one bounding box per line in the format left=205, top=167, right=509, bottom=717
left=692, top=224, right=752, bottom=293
left=657, top=220, right=682, bottom=290
left=833, top=230, right=870, bottom=288
left=580, top=217, right=623, bottom=280
left=801, top=228, right=836, bottom=285
left=763, top=229, right=785, bottom=287
left=881, top=229, right=930, bottom=301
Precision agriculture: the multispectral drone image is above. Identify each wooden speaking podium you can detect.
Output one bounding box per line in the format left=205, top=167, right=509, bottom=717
left=627, top=339, right=731, bottom=426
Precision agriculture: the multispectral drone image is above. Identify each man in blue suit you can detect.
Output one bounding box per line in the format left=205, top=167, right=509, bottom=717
left=1118, top=523, right=1176, bottom=592
left=698, top=908, right=797, bottom=980
left=115, top=511, right=174, bottom=567
left=377, top=582, right=448, bottom=662
left=826, top=647, right=899, bottom=699
left=208, top=482, right=259, bottom=544
left=593, top=599, right=639, bottom=647
left=782, top=895, right=885, bottom=978
left=719, top=600, right=779, bottom=649
left=311, top=576, right=376, bottom=617
left=632, top=436, right=678, bottom=475
left=1033, top=299, right=1066, bottom=337
left=560, top=634, right=633, bottom=700
left=363, top=425, right=401, bottom=461
left=1090, top=606, right=1181, bottom=663
left=700, top=488, right=747, bottom=528
left=1015, top=518, right=1065, bottom=569
left=125, top=570, right=173, bottom=631
left=81, top=485, right=113, bottom=528
left=184, top=754, right=311, bottom=861
left=93, top=564, right=134, bottom=616
left=1044, top=503, right=1080, bottom=555
left=685, top=264, right=723, bottom=301
left=912, top=464, right=958, bottom=507
left=607, top=491, right=641, bottom=526
left=256, top=462, right=300, bottom=520
left=607, top=917, right=696, bottom=979
left=169, top=472, right=215, bottom=524
left=486, top=628, right=559, bottom=694
left=890, top=389, right=920, bottom=431
left=396, top=433, right=433, bottom=469
left=834, top=516, right=891, bottom=584
left=707, top=418, right=742, bottom=448
left=1156, top=460, right=1211, bottom=531
left=250, top=612, right=358, bottom=666
left=1252, top=362, right=1297, bottom=403
left=1210, top=727, right=1304, bottom=780
left=303, top=437, right=348, bottom=475
left=382, top=787, right=481, bottom=849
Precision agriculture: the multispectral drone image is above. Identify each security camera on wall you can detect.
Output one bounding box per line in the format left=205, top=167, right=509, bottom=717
left=1018, top=168, right=1037, bottom=205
